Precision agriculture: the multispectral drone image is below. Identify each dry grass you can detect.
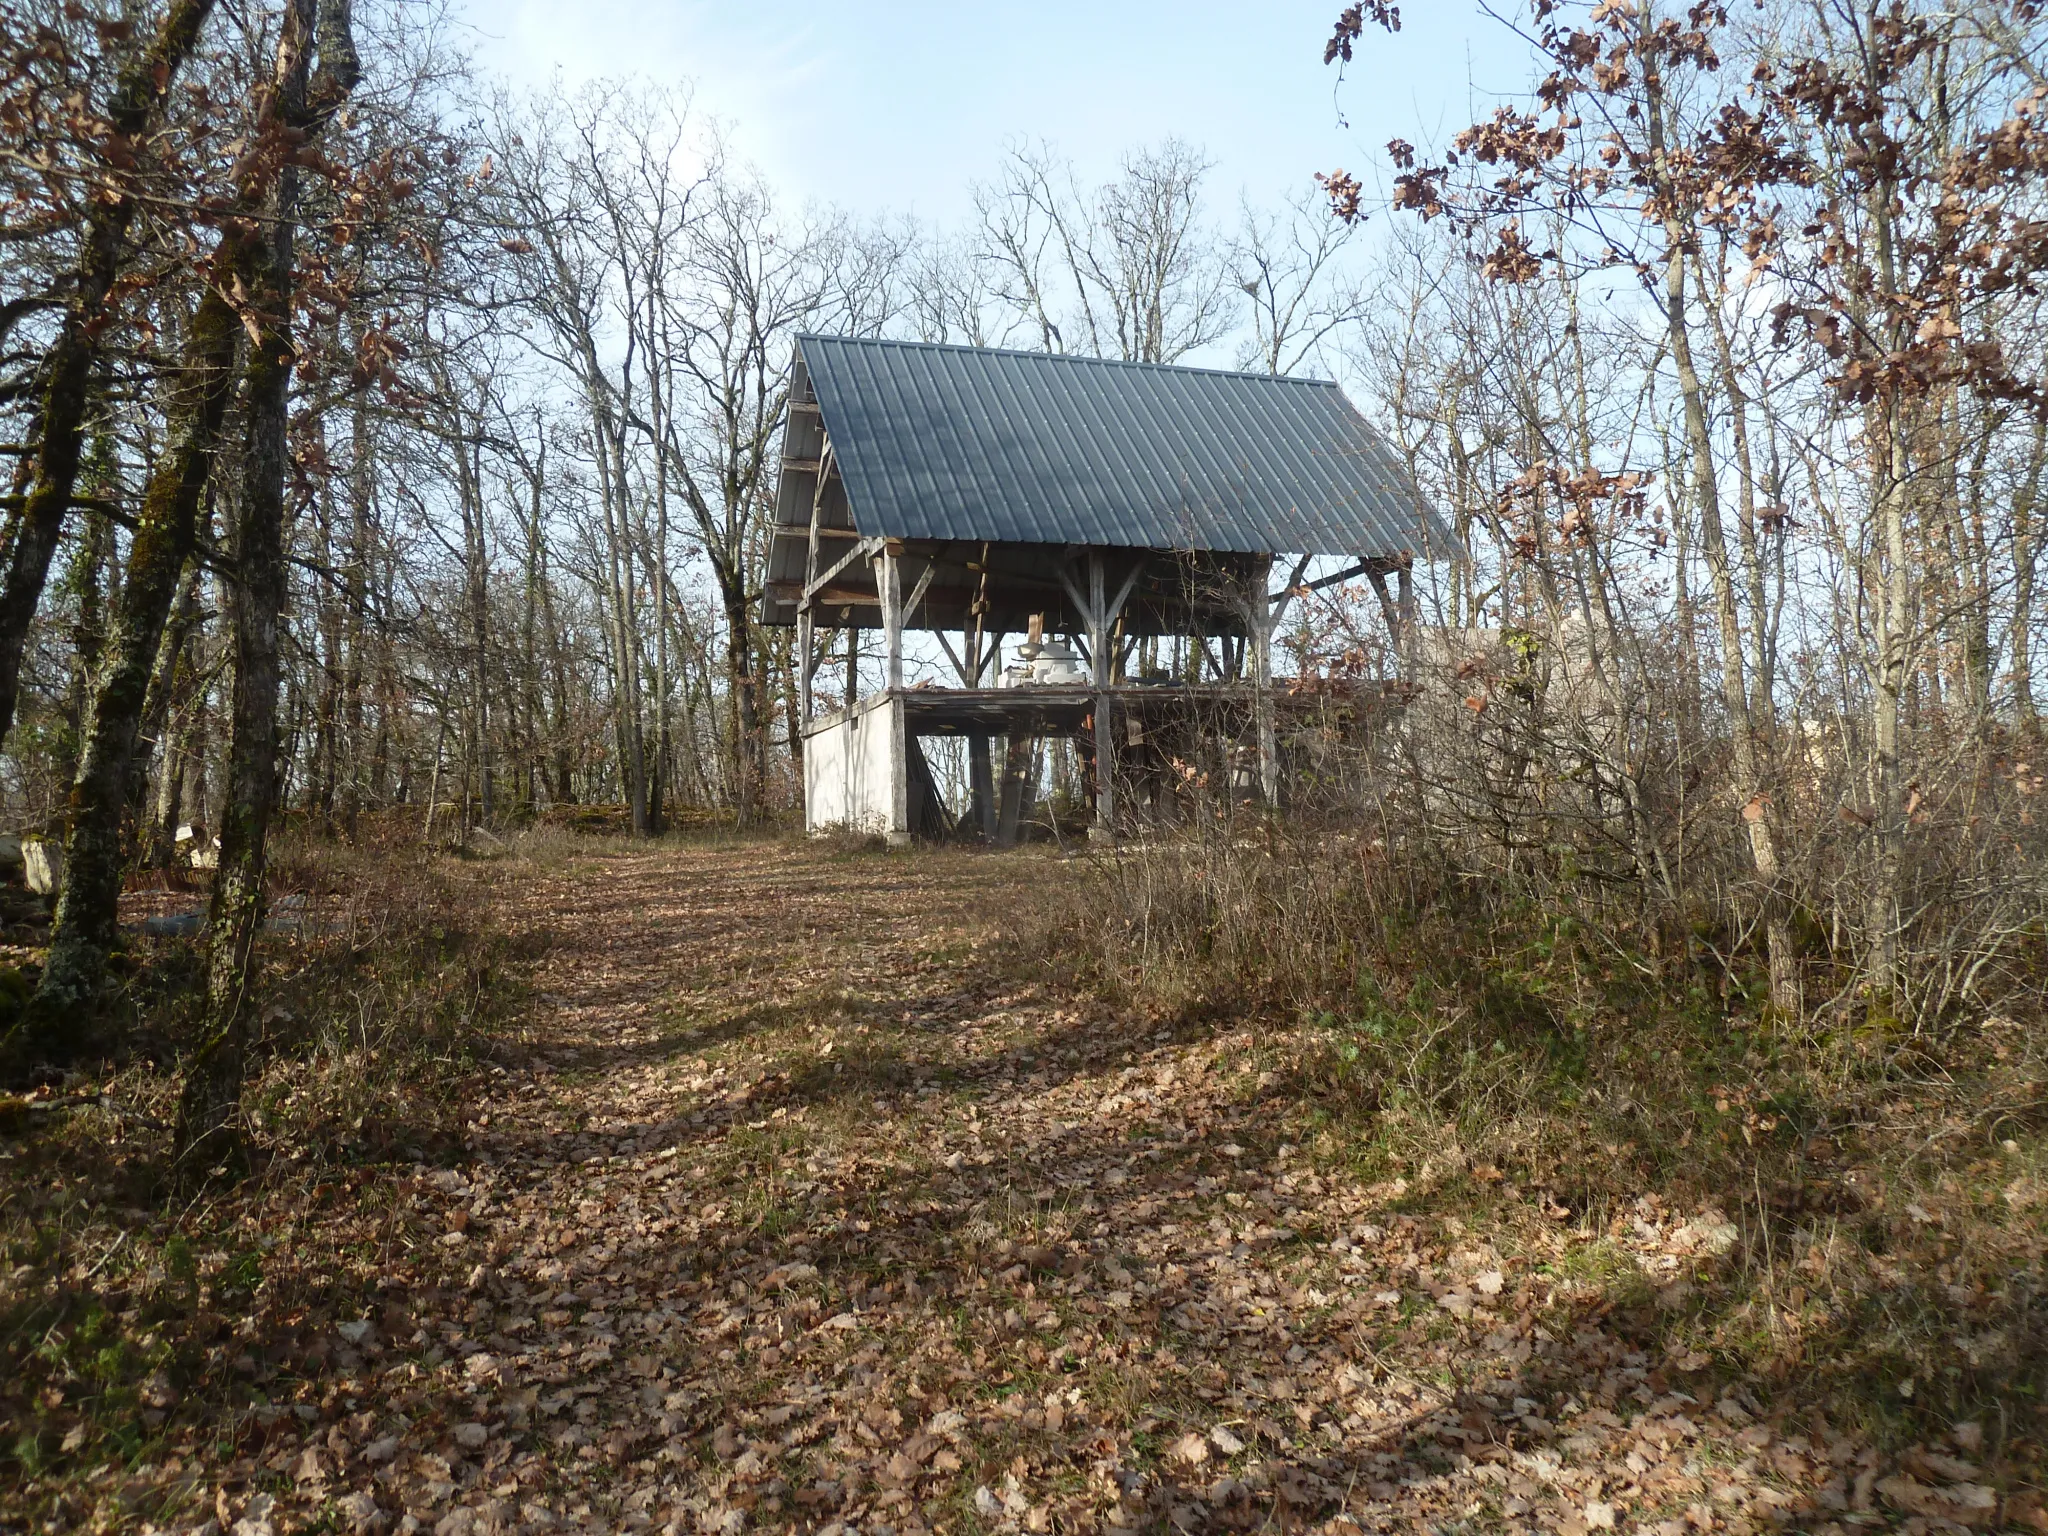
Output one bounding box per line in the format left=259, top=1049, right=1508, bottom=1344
left=0, top=836, right=539, bottom=1520
left=1, top=825, right=2042, bottom=1534
left=1044, top=827, right=2048, bottom=1456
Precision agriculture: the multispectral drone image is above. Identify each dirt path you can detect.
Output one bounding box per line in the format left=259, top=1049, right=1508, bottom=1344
left=245, top=840, right=1895, bottom=1536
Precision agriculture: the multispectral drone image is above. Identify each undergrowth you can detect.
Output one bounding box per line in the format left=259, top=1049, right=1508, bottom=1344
left=1045, top=826, right=2048, bottom=1463
left=0, top=833, right=540, bottom=1526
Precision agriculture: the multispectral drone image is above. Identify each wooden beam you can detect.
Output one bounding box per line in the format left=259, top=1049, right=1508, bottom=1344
left=1105, top=559, right=1145, bottom=632
left=802, top=534, right=883, bottom=607
left=1057, top=562, right=1096, bottom=633
left=904, top=555, right=938, bottom=620
left=1267, top=552, right=1315, bottom=624
left=933, top=627, right=970, bottom=684
left=1271, top=555, right=1370, bottom=609
left=800, top=441, right=833, bottom=723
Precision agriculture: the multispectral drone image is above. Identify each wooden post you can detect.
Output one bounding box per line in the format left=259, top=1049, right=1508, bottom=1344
left=1055, top=552, right=1146, bottom=844
left=1365, top=554, right=1416, bottom=673
left=887, top=693, right=910, bottom=847
left=879, top=544, right=904, bottom=692
left=799, top=436, right=832, bottom=731
left=969, top=735, right=996, bottom=840
left=1396, top=556, right=1417, bottom=669
left=1252, top=554, right=1278, bottom=806
left=996, top=730, right=1033, bottom=847
left=844, top=622, right=857, bottom=712
left=797, top=609, right=813, bottom=727
left=1087, top=553, right=1115, bottom=842
left=875, top=544, right=908, bottom=847
left=968, top=539, right=990, bottom=680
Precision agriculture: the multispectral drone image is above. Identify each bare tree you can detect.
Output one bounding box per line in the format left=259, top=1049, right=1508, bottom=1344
left=175, top=0, right=361, bottom=1175
left=0, top=0, right=218, bottom=753
left=976, top=138, right=1232, bottom=362
left=1232, top=185, right=1371, bottom=376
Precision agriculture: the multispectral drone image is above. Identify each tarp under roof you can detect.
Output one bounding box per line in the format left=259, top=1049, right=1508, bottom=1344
left=783, top=334, right=1449, bottom=558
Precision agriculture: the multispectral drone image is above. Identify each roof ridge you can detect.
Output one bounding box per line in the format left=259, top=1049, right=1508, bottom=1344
left=796, top=332, right=1339, bottom=388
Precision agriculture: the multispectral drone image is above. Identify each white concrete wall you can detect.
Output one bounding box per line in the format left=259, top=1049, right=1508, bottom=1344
left=803, top=694, right=905, bottom=838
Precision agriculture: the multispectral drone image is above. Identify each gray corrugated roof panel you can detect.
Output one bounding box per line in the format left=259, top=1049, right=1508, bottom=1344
left=788, top=335, right=1452, bottom=558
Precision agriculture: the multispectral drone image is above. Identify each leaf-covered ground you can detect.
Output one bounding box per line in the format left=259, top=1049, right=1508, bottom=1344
left=2, top=838, right=2031, bottom=1535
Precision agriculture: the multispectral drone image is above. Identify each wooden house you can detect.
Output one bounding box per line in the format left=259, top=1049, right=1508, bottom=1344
left=762, top=336, right=1449, bottom=843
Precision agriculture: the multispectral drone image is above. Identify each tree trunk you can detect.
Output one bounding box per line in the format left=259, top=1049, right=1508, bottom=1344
left=1644, top=37, right=1797, bottom=1015
left=721, top=568, right=762, bottom=824
left=541, top=550, right=574, bottom=804
left=174, top=0, right=359, bottom=1179
left=129, top=558, right=205, bottom=855
left=310, top=461, right=343, bottom=816
left=521, top=432, right=545, bottom=814
left=2013, top=417, right=2045, bottom=730
left=28, top=274, right=245, bottom=1031
left=591, top=407, right=648, bottom=832
left=149, top=582, right=208, bottom=869
left=54, top=493, right=115, bottom=793
left=339, top=395, right=376, bottom=838
left=0, top=0, right=218, bottom=753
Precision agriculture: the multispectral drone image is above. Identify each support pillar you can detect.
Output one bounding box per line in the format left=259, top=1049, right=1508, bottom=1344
left=887, top=694, right=910, bottom=848
left=878, top=544, right=904, bottom=692
left=1366, top=554, right=1416, bottom=677
left=969, top=735, right=996, bottom=840
left=796, top=609, right=814, bottom=727
left=1395, top=558, right=1417, bottom=670
left=1251, top=554, right=1278, bottom=806
left=1087, top=553, right=1116, bottom=842
left=996, top=731, right=1032, bottom=847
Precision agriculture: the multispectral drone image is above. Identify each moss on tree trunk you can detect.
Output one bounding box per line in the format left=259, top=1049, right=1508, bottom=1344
left=28, top=279, right=244, bottom=1037
left=0, top=0, right=218, bottom=753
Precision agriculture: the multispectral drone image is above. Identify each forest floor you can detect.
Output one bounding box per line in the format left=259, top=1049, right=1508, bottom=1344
left=1, top=834, right=2035, bottom=1536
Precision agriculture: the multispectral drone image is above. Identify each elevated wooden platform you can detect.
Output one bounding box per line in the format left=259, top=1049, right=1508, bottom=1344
left=800, top=682, right=1262, bottom=739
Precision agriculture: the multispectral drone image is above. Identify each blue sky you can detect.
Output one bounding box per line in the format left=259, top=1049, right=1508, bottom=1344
left=457, top=0, right=1540, bottom=225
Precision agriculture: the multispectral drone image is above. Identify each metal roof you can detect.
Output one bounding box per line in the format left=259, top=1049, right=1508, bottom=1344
left=789, top=335, right=1450, bottom=558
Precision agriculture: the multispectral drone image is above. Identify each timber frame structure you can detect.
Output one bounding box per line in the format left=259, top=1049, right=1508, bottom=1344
left=763, top=336, right=1451, bottom=845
